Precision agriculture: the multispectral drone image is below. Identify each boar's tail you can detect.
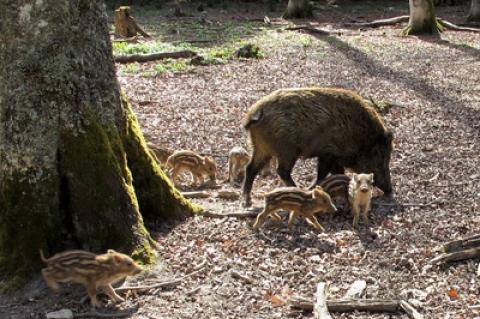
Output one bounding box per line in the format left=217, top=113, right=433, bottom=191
left=242, top=108, right=263, bottom=129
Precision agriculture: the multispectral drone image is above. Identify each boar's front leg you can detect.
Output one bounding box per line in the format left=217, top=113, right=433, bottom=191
left=311, top=156, right=343, bottom=188
left=242, top=151, right=272, bottom=207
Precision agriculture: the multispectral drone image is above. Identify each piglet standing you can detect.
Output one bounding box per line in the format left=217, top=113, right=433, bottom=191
left=166, top=150, right=216, bottom=187
left=348, top=173, right=374, bottom=226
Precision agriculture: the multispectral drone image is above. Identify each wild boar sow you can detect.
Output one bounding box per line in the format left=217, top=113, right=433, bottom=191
left=241, top=87, right=393, bottom=207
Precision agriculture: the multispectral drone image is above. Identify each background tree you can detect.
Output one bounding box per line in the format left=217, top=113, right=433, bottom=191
left=467, top=0, right=480, bottom=21
left=0, top=0, right=197, bottom=283
left=283, top=0, right=313, bottom=19
left=402, top=0, right=441, bottom=35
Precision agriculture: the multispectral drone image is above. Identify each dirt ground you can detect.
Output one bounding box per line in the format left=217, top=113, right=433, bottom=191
left=1, top=1, right=479, bottom=318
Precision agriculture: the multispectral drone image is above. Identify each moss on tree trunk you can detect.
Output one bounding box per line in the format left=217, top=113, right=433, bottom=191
left=0, top=0, right=198, bottom=286
left=402, top=0, right=441, bottom=35
left=283, top=0, right=313, bottom=19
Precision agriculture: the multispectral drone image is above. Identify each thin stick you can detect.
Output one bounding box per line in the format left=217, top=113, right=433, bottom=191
left=200, top=208, right=262, bottom=218
left=117, top=263, right=206, bottom=292
left=429, top=247, right=480, bottom=265
left=230, top=270, right=253, bottom=284
left=400, top=300, right=424, bottom=319
left=314, top=282, right=332, bottom=319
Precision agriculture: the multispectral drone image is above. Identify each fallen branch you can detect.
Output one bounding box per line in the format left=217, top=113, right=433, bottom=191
left=111, top=36, right=138, bottom=43
left=114, top=50, right=197, bottom=64
left=314, top=282, right=332, bottom=319
left=285, top=25, right=340, bottom=36
left=429, top=247, right=480, bottom=265
left=182, top=191, right=210, bottom=199
left=199, top=208, right=262, bottom=218
left=75, top=311, right=132, bottom=318
left=443, top=234, right=480, bottom=253
left=290, top=297, right=401, bottom=313
left=400, top=300, right=424, bottom=319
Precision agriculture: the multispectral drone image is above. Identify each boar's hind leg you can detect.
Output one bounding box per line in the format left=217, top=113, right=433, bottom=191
left=242, top=153, right=272, bottom=207
left=276, top=156, right=297, bottom=187
left=311, top=156, right=342, bottom=188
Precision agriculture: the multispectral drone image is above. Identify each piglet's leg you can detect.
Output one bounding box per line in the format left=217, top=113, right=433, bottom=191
left=102, top=284, right=125, bottom=303
left=287, top=211, right=297, bottom=230
left=305, top=215, right=325, bottom=232
left=85, top=282, right=100, bottom=307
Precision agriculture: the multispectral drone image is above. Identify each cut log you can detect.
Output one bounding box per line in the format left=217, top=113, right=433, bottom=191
left=114, top=6, right=150, bottom=38
left=400, top=300, right=424, bottom=319
left=443, top=234, right=480, bottom=253
left=114, top=50, right=198, bottom=64
left=343, top=280, right=367, bottom=299
left=290, top=298, right=401, bottom=313
left=314, top=282, right=332, bottom=319
left=429, top=247, right=480, bottom=265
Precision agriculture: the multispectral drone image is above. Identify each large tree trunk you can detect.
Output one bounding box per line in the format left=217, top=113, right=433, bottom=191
left=467, top=0, right=480, bottom=21
left=402, top=0, right=441, bottom=35
left=0, top=0, right=197, bottom=284
left=283, top=0, right=313, bottom=19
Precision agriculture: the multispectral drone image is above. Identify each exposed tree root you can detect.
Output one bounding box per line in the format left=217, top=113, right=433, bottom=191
left=344, top=15, right=480, bottom=33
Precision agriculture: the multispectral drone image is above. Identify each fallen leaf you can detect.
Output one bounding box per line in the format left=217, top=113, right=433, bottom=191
left=447, top=288, right=459, bottom=300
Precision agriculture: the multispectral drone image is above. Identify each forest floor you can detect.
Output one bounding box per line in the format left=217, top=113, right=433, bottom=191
left=2, top=1, right=480, bottom=318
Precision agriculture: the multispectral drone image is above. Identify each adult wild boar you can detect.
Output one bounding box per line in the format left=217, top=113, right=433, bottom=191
left=241, top=87, right=393, bottom=207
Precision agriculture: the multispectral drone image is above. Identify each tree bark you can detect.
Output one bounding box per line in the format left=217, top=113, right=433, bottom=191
left=283, top=0, right=313, bottom=19
left=0, top=0, right=197, bottom=284
left=402, top=0, right=441, bottom=35
left=467, top=0, right=480, bottom=22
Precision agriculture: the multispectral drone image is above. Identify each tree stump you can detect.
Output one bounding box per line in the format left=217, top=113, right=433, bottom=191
left=114, top=6, right=150, bottom=38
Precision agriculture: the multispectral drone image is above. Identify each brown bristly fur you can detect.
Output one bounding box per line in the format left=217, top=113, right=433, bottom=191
left=40, top=249, right=142, bottom=307
left=318, top=174, right=351, bottom=210
left=166, top=150, right=216, bottom=186
left=241, top=87, right=393, bottom=208
left=253, top=186, right=336, bottom=231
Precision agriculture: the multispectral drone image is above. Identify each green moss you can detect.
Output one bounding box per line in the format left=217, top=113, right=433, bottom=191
left=119, top=93, right=201, bottom=222
left=59, top=111, right=156, bottom=264
left=0, top=171, right=61, bottom=281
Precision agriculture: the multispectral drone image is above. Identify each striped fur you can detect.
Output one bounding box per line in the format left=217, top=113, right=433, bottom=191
left=253, top=186, right=336, bottom=231
left=166, top=150, right=217, bottom=186
left=40, top=249, right=142, bottom=307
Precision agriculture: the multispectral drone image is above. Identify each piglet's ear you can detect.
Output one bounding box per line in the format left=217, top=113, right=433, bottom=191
left=107, top=249, right=117, bottom=254
left=353, top=173, right=359, bottom=182
left=111, top=254, right=123, bottom=265
left=369, top=174, right=374, bottom=183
